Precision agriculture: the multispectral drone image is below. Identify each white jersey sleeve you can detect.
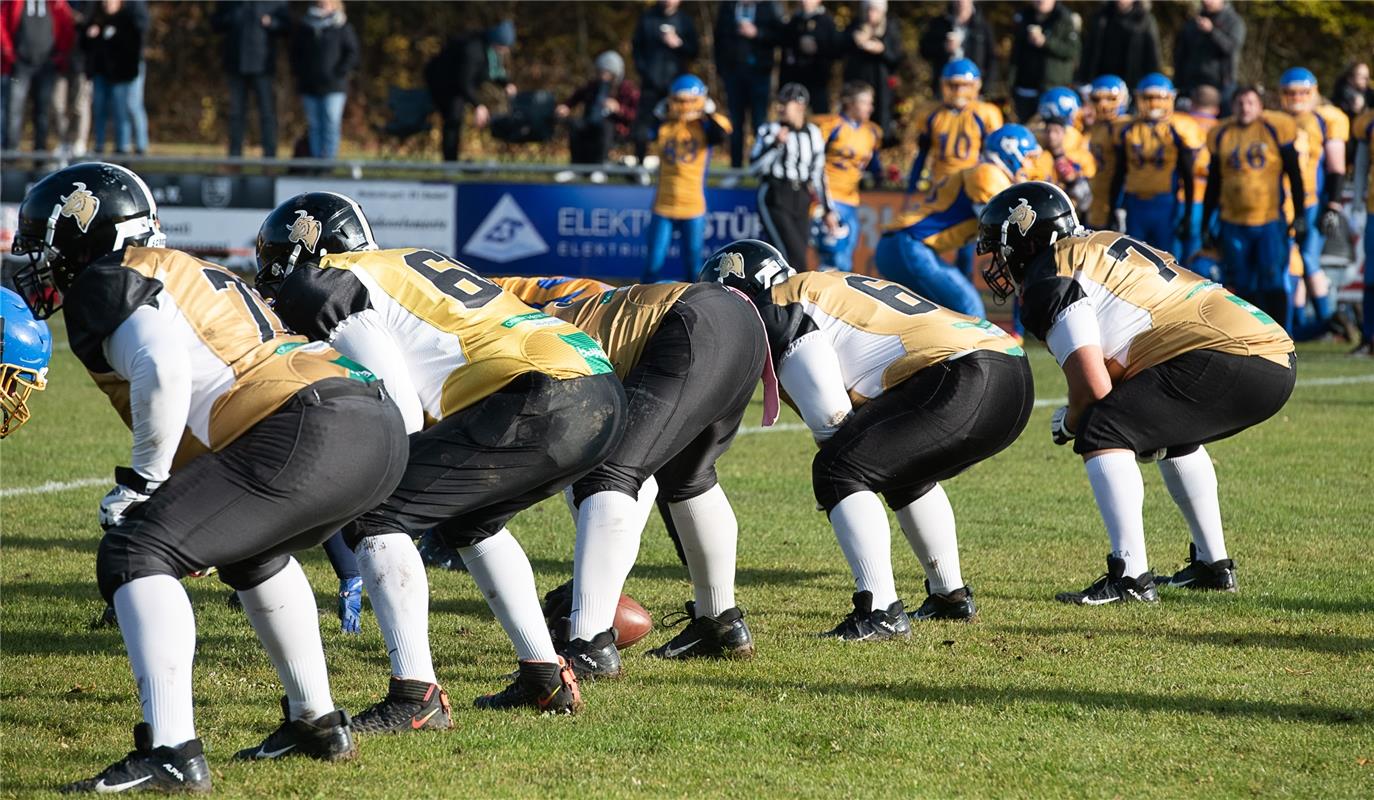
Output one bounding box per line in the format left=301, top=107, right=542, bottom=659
left=329, top=308, right=425, bottom=434
left=776, top=331, right=854, bottom=442
left=102, top=303, right=193, bottom=483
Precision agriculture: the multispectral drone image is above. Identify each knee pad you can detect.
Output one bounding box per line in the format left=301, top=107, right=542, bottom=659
left=217, top=554, right=292, bottom=592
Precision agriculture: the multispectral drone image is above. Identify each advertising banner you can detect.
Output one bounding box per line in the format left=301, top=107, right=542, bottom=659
left=275, top=178, right=456, bottom=253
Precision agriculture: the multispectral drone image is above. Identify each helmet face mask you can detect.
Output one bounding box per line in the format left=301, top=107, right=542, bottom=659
left=976, top=181, right=1082, bottom=302
left=1089, top=75, right=1129, bottom=121
left=1279, top=67, right=1318, bottom=114
left=941, top=77, right=981, bottom=109
left=1135, top=74, right=1176, bottom=122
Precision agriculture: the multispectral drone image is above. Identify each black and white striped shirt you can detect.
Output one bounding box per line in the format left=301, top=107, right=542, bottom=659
left=750, top=121, right=832, bottom=212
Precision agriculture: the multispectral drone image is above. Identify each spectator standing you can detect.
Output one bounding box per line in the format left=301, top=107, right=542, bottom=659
left=1332, top=62, right=1371, bottom=126
left=1173, top=0, right=1244, bottom=103
left=2, top=0, right=74, bottom=151
left=289, top=0, right=358, bottom=160
left=555, top=51, right=639, bottom=182
left=1076, top=0, right=1161, bottom=92
left=750, top=83, right=830, bottom=269
left=919, top=0, right=997, bottom=98
left=779, top=0, right=837, bottom=114
left=50, top=0, right=90, bottom=157
left=714, top=1, right=783, bottom=169
left=631, top=0, right=698, bottom=165
left=426, top=21, right=516, bottom=162
left=212, top=1, right=289, bottom=158
left=85, top=0, right=143, bottom=154
left=1007, top=0, right=1080, bottom=122
left=122, top=0, right=146, bottom=153
left=841, top=0, right=903, bottom=145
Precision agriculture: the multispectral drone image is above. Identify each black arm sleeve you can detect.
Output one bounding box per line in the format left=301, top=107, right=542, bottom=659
left=1323, top=170, right=1346, bottom=208
left=756, top=297, right=819, bottom=363
left=1176, top=139, right=1196, bottom=209
left=1202, top=152, right=1221, bottom=231
left=1281, top=144, right=1305, bottom=215
left=271, top=266, right=372, bottom=342
left=63, top=253, right=163, bottom=374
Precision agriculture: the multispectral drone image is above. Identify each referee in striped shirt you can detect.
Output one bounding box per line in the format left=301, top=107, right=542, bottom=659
left=750, top=83, right=835, bottom=269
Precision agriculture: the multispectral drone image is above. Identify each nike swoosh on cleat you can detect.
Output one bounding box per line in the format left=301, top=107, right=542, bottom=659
left=254, top=743, right=296, bottom=759
left=538, top=686, right=562, bottom=707
left=94, top=775, right=153, bottom=792
left=411, top=708, right=439, bottom=729
left=660, top=640, right=701, bottom=658
left=1079, top=596, right=1119, bottom=606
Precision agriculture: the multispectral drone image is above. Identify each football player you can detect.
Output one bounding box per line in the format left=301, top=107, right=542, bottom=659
left=909, top=58, right=1004, bottom=280
left=496, top=276, right=773, bottom=676
left=978, top=182, right=1296, bottom=605
left=1351, top=104, right=1374, bottom=355
left=257, top=192, right=626, bottom=719
left=1202, top=84, right=1307, bottom=330
left=705, top=240, right=1032, bottom=637
left=14, top=163, right=409, bottom=792
left=643, top=74, right=732, bottom=282
left=1279, top=67, right=1349, bottom=339
left=1085, top=74, right=1130, bottom=230
left=1032, top=87, right=1097, bottom=214
left=876, top=124, right=1043, bottom=318
left=812, top=81, right=884, bottom=272
left=1178, top=85, right=1222, bottom=265
left=0, top=286, right=51, bottom=438
left=1109, top=74, right=1204, bottom=259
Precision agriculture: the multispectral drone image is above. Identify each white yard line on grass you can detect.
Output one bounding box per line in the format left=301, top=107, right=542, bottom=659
left=5, top=374, right=1371, bottom=497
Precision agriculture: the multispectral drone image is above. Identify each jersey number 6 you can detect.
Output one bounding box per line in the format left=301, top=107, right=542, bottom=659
left=405, top=249, right=501, bottom=309
left=845, top=274, right=938, bottom=315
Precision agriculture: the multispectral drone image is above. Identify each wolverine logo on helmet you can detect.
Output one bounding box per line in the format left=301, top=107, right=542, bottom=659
left=287, top=210, right=323, bottom=253
left=1009, top=198, right=1036, bottom=236
left=58, top=183, right=100, bottom=233
left=719, top=251, right=746, bottom=280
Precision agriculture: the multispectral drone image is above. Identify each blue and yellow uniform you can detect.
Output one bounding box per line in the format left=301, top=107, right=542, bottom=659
left=813, top=113, right=882, bottom=271
left=1284, top=104, right=1349, bottom=278
left=1087, top=117, right=1127, bottom=229
left=1204, top=109, right=1303, bottom=327
left=492, top=276, right=614, bottom=309
left=644, top=75, right=732, bottom=283
left=1179, top=110, right=1218, bottom=263
left=1111, top=114, right=1204, bottom=257
left=1352, top=109, right=1374, bottom=345
left=876, top=125, right=1041, bottom=318
left=909, top=101, right=1005, bottom=189
left=1032, top=124, right=1097, bottom=188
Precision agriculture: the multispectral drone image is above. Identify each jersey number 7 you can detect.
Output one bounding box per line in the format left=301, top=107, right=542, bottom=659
left=1106, top=235, right=1177, bottom=282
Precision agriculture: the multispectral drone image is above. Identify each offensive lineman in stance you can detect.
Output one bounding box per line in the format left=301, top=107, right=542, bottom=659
left=497, top=276, right=773, bottom=676
left=978, top=182, right=1295, bottom=605
left=704, top=240, right=1033, bottom=637
left=15, top=164, right=409, bottom=792
left=257, top=192, right=626, bottom=718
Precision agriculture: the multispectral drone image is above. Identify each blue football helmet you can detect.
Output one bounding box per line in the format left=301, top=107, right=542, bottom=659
left=1089, top=74, right=1130, bottom=119
left=668, top=74, right=709, bottom=118
left=1, top=286, right=52, bottom=437
left=1279, top=67, right=1318, bottom=113
left=982, top=124, right=1043, bottom=178
left=1136, top=73, right=1176, bottom=120
left=941, top=58, right=982, bottom=108
left=1038, top=87, right=1082, bottom=126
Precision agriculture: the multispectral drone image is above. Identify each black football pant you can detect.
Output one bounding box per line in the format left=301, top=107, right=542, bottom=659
left=758, top=178, right=813, bottom=271
left=348, top=372, right=627, bottom=549
left=1075, top=349, right=1297, bottom=458
left=573, top=284, right=766, bottom=506
left=813, top=352, right=1035, bottom=513
left=97, top=379, right=408, bottom=602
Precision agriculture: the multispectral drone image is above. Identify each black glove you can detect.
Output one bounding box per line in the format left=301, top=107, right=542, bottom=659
left=1319, top=205, right=1343, bottom=237
left=1291, top=211, right=1309, bottom=244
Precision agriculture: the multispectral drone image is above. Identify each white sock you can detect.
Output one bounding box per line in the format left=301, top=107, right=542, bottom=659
left=238, top=558, right=334, bottom=721
left=894, top=483, right=964, bottom=595
left=1084, top=451, right=1148, bottom=578
left=669, top=483, right=738, bottom=617
left=1157, top=446, right=1228, bottom=562
left=113, top=575, right=197, bottom=748
left=568, top=490, right=646, bottom=640
left=460, top=530, right=558, bottom=663
left=828, top=491, right=898, bottom=608
left=355, top=533, right=437, bottom=684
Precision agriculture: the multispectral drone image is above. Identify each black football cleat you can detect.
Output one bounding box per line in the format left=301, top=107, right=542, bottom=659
left=820, top=591, right=911, bottom=641
left=234, top=697, right=357, bottom=761
left=352, top=677, right=452, bottom=734
left=60, top=722, right=210, bottom=794
left=1056, top=557, right=1159, bottom=606
left=560, top=628, right=623, bottom=680
left=646, top=602, right=755, bottom=659
left=910, top=581, right=978, bottom=621
left=473, top=658, right=583, bottom=715
left=1157, top=544, right=1237, bottom=592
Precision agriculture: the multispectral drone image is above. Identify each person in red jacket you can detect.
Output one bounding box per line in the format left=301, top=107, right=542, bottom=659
left=1, top=0, right=74, bottom=150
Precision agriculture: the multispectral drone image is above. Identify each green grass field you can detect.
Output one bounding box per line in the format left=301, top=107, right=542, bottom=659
left=2, top=327, right=1372, bottom=798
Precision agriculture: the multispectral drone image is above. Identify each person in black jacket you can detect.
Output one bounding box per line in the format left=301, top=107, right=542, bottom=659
left=289, top=0, right=358, bottom=159
left=1076, top=0, right=1161, bottom=91
left=779, top=0, right=837, bottom=114
left=212, top=1, right=289, bottom=158
left=919, top=0, right=998, bottom=97
left=426, top=20, right=517, bottom=162
left=715, top=1, right=784, bottom=168
left=85, top=0, right=143, bottom=154
left=630, top=0, right=698, bottom=164
left=1008, top=0, right=1080, bottom=122
left=1172, top=0, right=1244, bottom=103
left=841, top=0, right=903, bottom=146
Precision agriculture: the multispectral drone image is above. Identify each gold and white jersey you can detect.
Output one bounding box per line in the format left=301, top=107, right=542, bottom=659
left=65, top=247, right=373, bottom=471
left=536, top=283, right=692, bottom=380
left=1021, top=230, right=1294, bottom=381
left=762, top=271, right=1024, bottom=406
left=271, top=248, right=612, bottom=420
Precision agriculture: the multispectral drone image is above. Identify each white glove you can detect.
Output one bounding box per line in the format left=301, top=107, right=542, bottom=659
left=99, top=467, right=160, bottom=530
left=1050, top=406, right=1075, bottom=446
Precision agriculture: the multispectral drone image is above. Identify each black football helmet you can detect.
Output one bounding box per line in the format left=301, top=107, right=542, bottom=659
left=255, top=192, right=377, bottom=298
left=698, top=239, right=796, bottom=297
left=11, top=162, right=165, bottom=319
left=976, top=181, right=1082, bottom=301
